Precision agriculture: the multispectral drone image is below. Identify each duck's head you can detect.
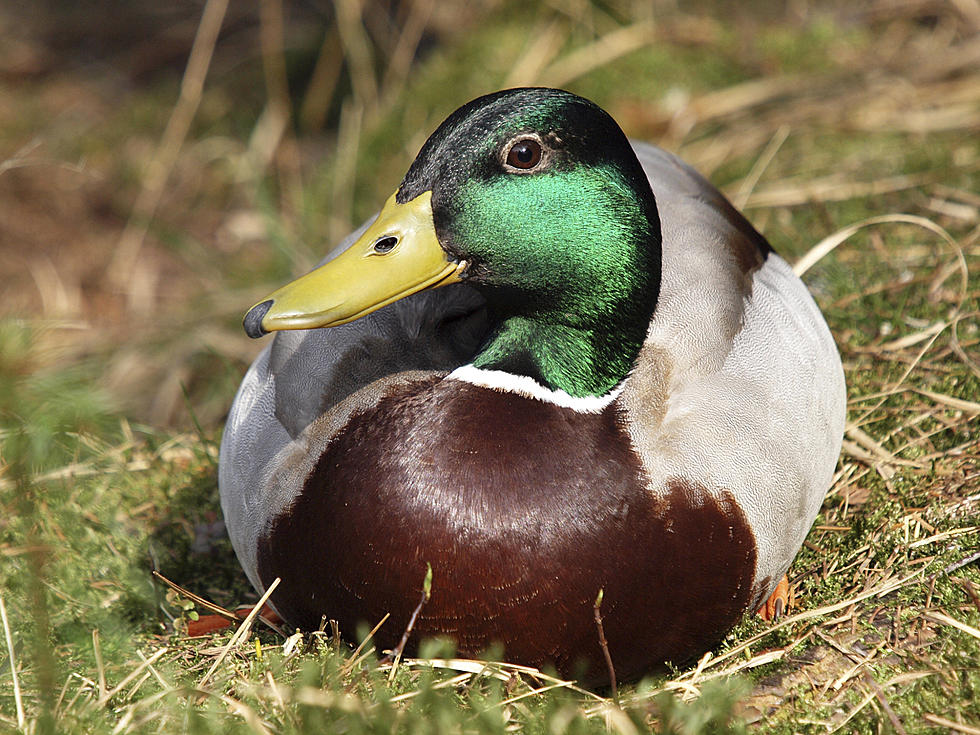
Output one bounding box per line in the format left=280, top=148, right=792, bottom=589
left=244, top=88, right=662, bottom=397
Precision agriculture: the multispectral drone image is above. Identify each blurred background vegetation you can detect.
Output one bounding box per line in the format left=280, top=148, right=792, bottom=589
left=1, top=0, right=974, bottom=431
left=1, top=0, right=978, bottom=732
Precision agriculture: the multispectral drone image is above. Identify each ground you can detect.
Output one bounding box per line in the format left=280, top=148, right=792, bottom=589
left=1, top=1, right=979, bottom=733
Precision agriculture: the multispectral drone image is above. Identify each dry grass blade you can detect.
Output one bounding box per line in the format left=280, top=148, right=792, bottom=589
left=0, top=139, right=42, bottom=174
left=829, top=688, right=877, bottom=735
left=690, top=76, right=804, bottom=124
left=746, top=173, right=930, bottom=210
left=251, top=684, right=365, bottom=713
left=0, top=594, right=25, bottom=729
left=258, top=0, right=289, bottom=122
left=914, top=389, right=980, bottom=414
left=541, top=21, right=655, bottom=88
left=733, top=125, right=790, bottom=209
left=628, top=645, right=796, bottom=704
left=850, top=319, right=962, bottom=433
left=299, top=23, right=342, bottom=131
left=327, top=100, right=364, bottom=247
left=199, top=577, right=280, bottom=688
left=394, top=658, right=605, bottom=701
left=95, top=647, right=168, bottom=708
left=863, top=671, right=909, bottom=735
left=107, top=0, right=230, bottom=297
left=380, top=0, right=436, bottom=102
left=908, top=527, right=980, bottom=550
left=213, top=690, right=274, bottom=735
left=0, top=456, right=151, bottom=492
left=877, top=321, right=947, bottom=351
left=794, top=214, right=966, bottom=281
left=92, top=629, right=107, bottom=700
left=923, top=610, right=980, bottom=641
left=136, top=649, right=170, bottom=690
left=110, top=688, right=175, bottom=735
left=387, top=673, right=472, bottom=704
left=341, top=612, right=389, bottom=676
left=844, top=424, right=925, bottom=469
left=250, top=0, right=292, bottom=180
left=599, top=702, right=642, bottom=735
left=383, top=657, right=508, bottom=683
left=493, top=680, right=579, bottom=709
left=839, top=440, right=893, bottom=476
left=923, top=713, right=980, bottom=735
left=334, top=0, right=378, bottom=111
left=504, top=19, right=566, bottom=88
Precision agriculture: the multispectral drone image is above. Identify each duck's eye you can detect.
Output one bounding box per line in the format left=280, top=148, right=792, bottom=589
left=372, top=236, right=397, bottom=254
left=506, top=139, right=542, bottom=170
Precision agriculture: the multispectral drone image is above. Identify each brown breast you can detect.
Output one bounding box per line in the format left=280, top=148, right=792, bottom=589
left=257, top=375, right=757, bottom=683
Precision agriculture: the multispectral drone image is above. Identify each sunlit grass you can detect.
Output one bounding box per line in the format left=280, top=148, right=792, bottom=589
left=2, top=0, right=979, bottom=732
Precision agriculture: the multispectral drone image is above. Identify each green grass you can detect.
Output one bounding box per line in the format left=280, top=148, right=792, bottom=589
left=2, top=0, right=979, bottom=732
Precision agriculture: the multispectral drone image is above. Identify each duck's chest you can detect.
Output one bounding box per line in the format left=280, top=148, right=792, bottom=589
left=257, top=375, right=759, bottom=681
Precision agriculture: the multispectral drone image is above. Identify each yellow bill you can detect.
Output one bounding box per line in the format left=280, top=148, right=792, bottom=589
left=243, top=191, right=467, bottom=338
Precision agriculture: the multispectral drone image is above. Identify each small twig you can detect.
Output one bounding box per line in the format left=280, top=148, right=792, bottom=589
left=944, top=550, right=980, bottom=575
left=151, top=570, right=238, bottom=621
left=0, top=594, right=25, bottom=729
left=593, top=588, right=618, bottom=701
left=387, top=563, right=432, bottom=684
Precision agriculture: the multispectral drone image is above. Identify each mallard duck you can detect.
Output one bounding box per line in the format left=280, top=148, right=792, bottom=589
left=219, top=87, right=846, bottom=682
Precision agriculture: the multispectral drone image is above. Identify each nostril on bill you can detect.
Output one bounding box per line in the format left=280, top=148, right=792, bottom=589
left=372, top=236, right=398, bottom=254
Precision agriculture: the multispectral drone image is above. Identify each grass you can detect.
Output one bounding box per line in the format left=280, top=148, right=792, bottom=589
left=2, top=0, right=980, bottom=731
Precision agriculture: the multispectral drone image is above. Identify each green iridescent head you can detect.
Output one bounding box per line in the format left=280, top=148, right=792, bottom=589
left=399, top=88, right=662, bottom=395
left=245, top=88, right=662, bottom=397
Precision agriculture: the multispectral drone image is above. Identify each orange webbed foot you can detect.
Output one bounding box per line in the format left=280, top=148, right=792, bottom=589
left=757, top=575, right=790, bottom=621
